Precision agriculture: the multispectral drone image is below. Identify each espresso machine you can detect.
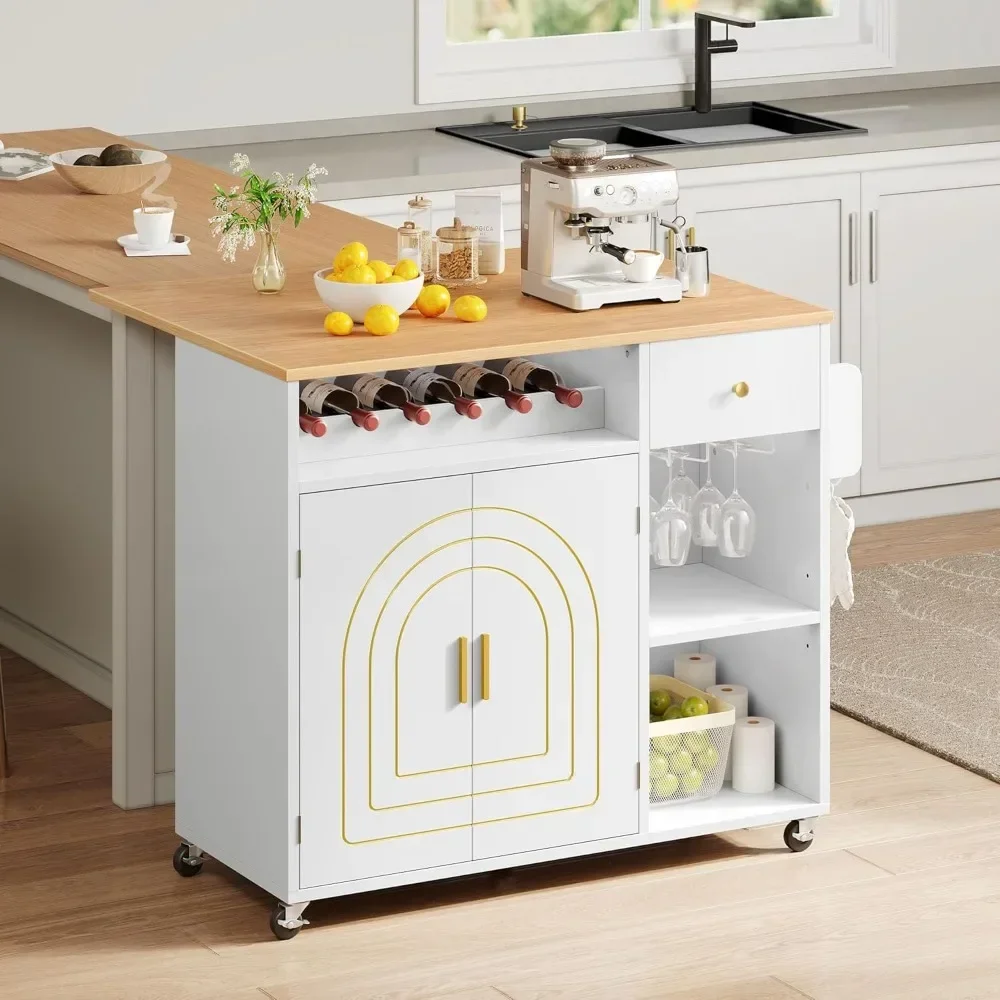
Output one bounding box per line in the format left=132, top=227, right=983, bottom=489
left=521, top=138, right=683, bottom=311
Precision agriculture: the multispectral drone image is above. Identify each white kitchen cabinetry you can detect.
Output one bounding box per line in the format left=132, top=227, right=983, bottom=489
left=860, top=161, right=1000, bottom=494
left=678, top=174, right=861, bottom=368
left=298, top=458, right=639, bottom=887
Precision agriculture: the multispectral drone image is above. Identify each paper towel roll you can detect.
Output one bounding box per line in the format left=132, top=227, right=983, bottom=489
left=673, top=652, right=716, bottom=691
left=732, top=717, right=775, bottom=794
left=708, top=684, right=749, bottom=782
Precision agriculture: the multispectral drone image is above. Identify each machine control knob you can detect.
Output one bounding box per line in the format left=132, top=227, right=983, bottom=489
left=619, top=185, right=638, bottom=206
left=606, top=184, right=616, bottom=195
left=593, top=185, right=604, bottom=196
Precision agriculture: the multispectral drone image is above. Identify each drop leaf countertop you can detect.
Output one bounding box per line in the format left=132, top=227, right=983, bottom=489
left=0, top=127, right=831, bottom=381
left=91, top=258, right=831, bottom=382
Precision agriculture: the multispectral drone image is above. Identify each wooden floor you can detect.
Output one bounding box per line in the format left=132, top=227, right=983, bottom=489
left=2, top=512, right=1000, bottom=1000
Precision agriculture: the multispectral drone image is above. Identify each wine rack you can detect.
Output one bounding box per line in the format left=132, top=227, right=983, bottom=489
left=297, top=385, right=606, bottom=463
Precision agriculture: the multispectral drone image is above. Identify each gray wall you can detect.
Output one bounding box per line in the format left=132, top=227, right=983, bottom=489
left=3, top=1, right=999, bottom=136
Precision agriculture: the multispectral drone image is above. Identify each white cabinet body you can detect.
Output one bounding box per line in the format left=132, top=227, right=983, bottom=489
left=860, top=160, right=1000, bottom=494
left=298, top=458, right=640, bottom=888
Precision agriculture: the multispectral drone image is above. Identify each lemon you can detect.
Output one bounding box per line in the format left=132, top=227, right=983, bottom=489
left=369, top=259, right=394, bottom=283
left=364, top=304, right=400, bottom=336
left=324, top=271, right=342, bottom=282
left=392, top=258, right=421, bottom=281
left=333, top=241, right=369, bottom=273
left=323, top=311, right=354, bottom=336
left=453, top=294, right=488, bottom=322
left=340, top=263, right=377, bottom=285
left=383, top=275, right=407, bottom=283
left=416, top=283, right=450, bottom=318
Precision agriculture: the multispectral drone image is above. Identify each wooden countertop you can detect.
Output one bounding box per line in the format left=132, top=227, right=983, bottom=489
left=0, top=127, right=395, bottom=289
left=91, top=256, right=832, bottom=381
left=3, top=127, right=831, bottom=381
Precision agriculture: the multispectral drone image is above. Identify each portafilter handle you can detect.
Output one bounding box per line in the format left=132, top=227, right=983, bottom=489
left=599, top=242, right=637, bottom=265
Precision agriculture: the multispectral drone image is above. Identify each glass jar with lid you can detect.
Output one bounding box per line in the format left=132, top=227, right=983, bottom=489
left=407, top=194, right=434, bottom=275
left=396, top=221, right=422, bottom=266
left=434, top=217, right=486, bottom=288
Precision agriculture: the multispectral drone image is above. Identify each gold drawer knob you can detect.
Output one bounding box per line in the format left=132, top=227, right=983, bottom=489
left=732, top=382, right=750, bottom=398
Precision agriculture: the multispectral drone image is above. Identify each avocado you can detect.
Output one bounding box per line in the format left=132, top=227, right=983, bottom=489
left=73, top=154, right=102, bottom=166
left=99, top=144, right=140, bottom=166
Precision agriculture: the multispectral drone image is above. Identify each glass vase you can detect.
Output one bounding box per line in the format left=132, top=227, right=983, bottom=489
left=252, top=227, right=286, bottom=293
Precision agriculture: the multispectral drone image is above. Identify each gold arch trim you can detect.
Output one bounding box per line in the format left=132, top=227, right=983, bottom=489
left=340, top=506, right=600, bottom=848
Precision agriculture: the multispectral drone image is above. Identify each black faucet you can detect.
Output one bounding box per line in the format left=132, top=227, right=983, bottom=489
left=694, top=10, right=756, bottom=114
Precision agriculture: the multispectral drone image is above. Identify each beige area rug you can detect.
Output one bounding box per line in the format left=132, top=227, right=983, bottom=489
left=832, top=549, right=1000, bottom=782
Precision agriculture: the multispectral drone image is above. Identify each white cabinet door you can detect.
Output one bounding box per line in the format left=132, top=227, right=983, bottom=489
left=861, top=161, right=1000, bottom=494
left=680, top=174, right=861, bottom=367
left=469, top=457, right=640, bottom=860
left=299, top=477, right=474, bottom=887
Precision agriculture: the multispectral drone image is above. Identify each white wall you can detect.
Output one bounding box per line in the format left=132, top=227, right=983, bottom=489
left=3, top=1, right=1000, bottom=136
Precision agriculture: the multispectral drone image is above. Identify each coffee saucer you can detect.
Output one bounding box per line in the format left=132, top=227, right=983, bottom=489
left=118, top=233, right=191, bottom=257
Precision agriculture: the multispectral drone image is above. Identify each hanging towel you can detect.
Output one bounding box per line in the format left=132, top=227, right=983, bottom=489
left=830, top=493, right=856, bottom=611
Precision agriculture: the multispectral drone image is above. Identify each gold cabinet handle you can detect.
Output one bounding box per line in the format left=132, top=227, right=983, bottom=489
left=458, top=637, right=469, bottom=704
left=732, top=381, right=750, bottom=398
left=481, top=633, right=491, bottom=701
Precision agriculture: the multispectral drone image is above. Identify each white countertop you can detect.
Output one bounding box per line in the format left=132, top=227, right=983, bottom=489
left=178, top=84, right=1000, bottom=201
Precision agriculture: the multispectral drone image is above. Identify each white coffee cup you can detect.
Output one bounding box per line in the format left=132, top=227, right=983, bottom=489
left=622, top=248, right=664, bottom=283
left=133, top=206, right=174, bottom=249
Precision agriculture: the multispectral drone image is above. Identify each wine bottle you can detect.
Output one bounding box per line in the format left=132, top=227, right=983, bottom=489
left=483, top=358, right=583, bottom=408
left=298, top=401, right=327, bottom=438
left=334, top=373, right=431, bottom=425
left=434, top=363, right=532, bottom=414
left=384, top=368, right=482, bottom=419
left=299, top=380, right=379, bottom=432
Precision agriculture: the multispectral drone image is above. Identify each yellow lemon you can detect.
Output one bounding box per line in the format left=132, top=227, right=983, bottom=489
left=323, top=311, right=354, bottom=336
left=369, top=259, right=394, bottom=283
left=383, top=274, right=407, bottom=283
left=324, top=270, right=342, bottom=282
left=453, top=294, right=488, bottom=322
left=416, top=283, right=450, bottom=318
left=364, top=304, right=400, bottom=336
left=392, top=258, right=421, bottom=281
left=333, top=241, right=369, bottom=273
left=340, top=263, right=377, bottom=285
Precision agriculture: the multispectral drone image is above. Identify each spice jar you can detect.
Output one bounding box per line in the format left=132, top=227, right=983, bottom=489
left=397, top=221, right=422, bottom=266
left=435, top=218, right=486, bottom=288
left=407, top=194, right=434, bottom=275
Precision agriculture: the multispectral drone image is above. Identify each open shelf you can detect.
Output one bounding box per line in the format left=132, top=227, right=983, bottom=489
left=649, top=564, right=820, bottom=647
left=648, top=783, right=819, bottom=839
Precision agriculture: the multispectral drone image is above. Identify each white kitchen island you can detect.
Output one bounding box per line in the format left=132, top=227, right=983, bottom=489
left=93, top=246, right=841, bottom=938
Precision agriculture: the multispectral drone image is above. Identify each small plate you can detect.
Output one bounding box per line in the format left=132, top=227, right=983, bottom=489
left=117, top=233, right=190, bottom=251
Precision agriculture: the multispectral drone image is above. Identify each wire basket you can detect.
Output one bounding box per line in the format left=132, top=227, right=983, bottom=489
left=648, top=675, right=735, bottom=806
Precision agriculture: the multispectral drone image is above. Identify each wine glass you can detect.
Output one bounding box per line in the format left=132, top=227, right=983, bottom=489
left=719, top=441, right=756, bottom=559
left=691, top=444, right=725, bottom=548
left=650, top=462, right=692, bottom=567
left=665, top=451, right=698, bottom=513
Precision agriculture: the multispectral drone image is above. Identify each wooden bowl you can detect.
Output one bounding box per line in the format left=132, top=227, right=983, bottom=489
left=49, top=147, right=169, bottom=195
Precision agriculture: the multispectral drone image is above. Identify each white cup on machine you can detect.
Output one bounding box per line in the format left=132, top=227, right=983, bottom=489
left=133, top=206, right=175, bottom=249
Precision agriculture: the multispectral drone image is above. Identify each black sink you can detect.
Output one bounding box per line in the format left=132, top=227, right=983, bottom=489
left=438, top=102, right=866, bottom=156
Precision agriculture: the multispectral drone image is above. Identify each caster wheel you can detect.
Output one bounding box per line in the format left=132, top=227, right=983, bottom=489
left=172, top=843, right=204, bottom=877
left=783, top=820, right=814, bottom=853
left=270, top=905, right=303, bottom=941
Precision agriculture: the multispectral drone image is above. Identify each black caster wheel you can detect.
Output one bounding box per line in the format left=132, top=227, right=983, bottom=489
left=783, top=820, right=814, bottom=853
left=172, top=843, right=204, bottom=877
left=270, top=905, right=303, bottom=941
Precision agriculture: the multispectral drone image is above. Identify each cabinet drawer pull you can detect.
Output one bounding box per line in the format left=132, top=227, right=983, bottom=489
left=458, top=636, right=469, bottom=704
left=481, top=633, right=491, bottom=701
left=848, top=211, right=859, bottom=286
left=732, top=381, right=750, bottom=398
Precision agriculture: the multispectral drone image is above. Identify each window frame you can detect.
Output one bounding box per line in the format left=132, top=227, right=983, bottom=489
left=416, top=0, right=895, bottom=106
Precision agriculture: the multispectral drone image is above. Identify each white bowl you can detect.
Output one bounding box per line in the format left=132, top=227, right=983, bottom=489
left=622, top=249, right=664, bottom=283
left=49, top=147, right=168, bottom=195
left=314, top=268, right=423, bottom=323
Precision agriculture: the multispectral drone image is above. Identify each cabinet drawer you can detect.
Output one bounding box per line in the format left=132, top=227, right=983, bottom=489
left=649, top=327, right=821, bottom=448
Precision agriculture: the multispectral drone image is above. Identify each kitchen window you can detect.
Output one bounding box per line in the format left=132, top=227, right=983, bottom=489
left=416, top=0, right=894, bottom=104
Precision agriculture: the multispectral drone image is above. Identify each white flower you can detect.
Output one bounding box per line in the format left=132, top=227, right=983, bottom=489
left=230, top=152, right=250, bottom=174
